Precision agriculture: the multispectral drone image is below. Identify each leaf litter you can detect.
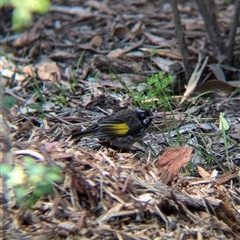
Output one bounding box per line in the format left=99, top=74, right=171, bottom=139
left=1, top=0, right=240, bottom=239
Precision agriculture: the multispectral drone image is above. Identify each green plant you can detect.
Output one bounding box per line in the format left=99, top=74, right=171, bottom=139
left=32, top=73, right=46, bottom=103
left=1, top=157, right=62, bottom=207
left=2, top=0, right=50, bottom=30
left=219, top=112, right=232, bottom=169
left=3, top=95, right=16, bottom=109
left=133, top=72, right=174, bottom=109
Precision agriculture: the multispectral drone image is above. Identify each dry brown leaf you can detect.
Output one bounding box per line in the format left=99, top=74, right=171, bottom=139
left=140, top=47, right=182, bottom=60
left=49, top=5, right=93, bottom=18
left=191, top=79, right=236, bottom=98
left=107, top=37, right=144, bottom=58
left=157, top=147, right=194, bottom=184
left=198, top=212, right=233, bottom=233
left=21, top=65, right=36, bottom=77
left=182, top=18, right=204, bottom=31
left=216, top=169, right=238, bottom=184
left=130, top=21, right=142, bottom=35
left=50, top=51, right=77, bottom=60
left=14, top=31, right=40, bottom=48
left=114, top=25, right=133, bottom=39
left=208, top=64, right=226, bottom=81
left=90, top=35, right=103, bottom=47
left=226, top=81, right=240, bottom=87
left=85, top=0, right=115, bottom=15
left=144, top=32, right=170, bottom=47
left=151, top=56, right=181, bottom=72
left=107, top=48, right=126, bottom=58
left=35, top=57, right=61, bottom=81
left=230, top=123, right=240, bottom=141
left=197, top=166, right=211, bottom=179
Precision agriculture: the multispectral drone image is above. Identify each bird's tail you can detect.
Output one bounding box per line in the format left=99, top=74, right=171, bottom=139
left=70, top=124, right=98, bottom=140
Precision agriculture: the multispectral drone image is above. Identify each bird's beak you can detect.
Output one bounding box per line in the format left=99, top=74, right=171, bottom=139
left=148, top=114, right=163, bottom=119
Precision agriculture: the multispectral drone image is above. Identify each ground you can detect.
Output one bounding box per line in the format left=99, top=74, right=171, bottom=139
left=1, top=0, right=240, bottom=239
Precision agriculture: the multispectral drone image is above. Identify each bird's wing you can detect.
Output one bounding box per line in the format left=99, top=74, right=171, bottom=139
left=95, top=119, right=130, bottom=138
left=95, top=112, right=143, bottom=138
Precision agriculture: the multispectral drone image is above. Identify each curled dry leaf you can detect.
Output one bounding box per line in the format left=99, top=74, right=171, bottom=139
left=14, top=32, right=40, bottom=48
left=191, top=79, right=237, bottom=98
left=35, top=57, right=61, bottom=82
left=144, top=32, right=170, bottom=47
left=130, top=21, right=142, bottom=35
left=157, top=147, right=194, bottom=184
left=113, top=25, right=133, bottom=39
left=90, top=35, right=103, bottom=47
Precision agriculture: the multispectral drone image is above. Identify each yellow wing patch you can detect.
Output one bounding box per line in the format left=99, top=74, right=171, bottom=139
left=101, top=123, right=130, bottom=136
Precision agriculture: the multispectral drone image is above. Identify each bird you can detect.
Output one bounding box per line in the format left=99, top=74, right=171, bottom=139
left=70, top=108, right=162, bottom=149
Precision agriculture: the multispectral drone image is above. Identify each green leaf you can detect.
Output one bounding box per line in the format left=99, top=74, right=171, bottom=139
left=3, top=96, right=16, bottom=109
left=28, top=104, right=43, bottom=111
left=219, top=112, right=230, bottom=131
left=15, top=186, right=26, bottom=201
left=0, top=164, right=13, bottom=176
left=46, top=171, right=62, bottom=182
left=12, top=7, right=32, bottom=30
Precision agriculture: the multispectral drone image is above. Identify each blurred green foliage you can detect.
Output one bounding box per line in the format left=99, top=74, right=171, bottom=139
left=1, top=156, right=62, bottom=207
left=1, top=0, right=50, bottom=30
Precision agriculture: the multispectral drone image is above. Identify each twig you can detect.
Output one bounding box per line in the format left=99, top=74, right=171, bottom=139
left=225, top=0, right=240, bottom=65
left=195, top=0, right=224, bottom=61
left=169, top=0, right=192, bottom=80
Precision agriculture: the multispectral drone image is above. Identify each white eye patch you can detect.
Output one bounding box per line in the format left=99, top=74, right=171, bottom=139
left=142, top=118, right=150, bottom=125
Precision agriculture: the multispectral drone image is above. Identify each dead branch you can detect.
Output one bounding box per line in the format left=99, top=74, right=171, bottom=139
left=169, top=0, right=192, bottom=80
left=195, top=0, right=225, bottom=61
left=225, top=0, right=240, bottom=65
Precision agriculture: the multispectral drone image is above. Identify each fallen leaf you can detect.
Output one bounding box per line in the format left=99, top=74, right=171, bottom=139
left=35, top=57, right=61, bottom=82
left=107, top=37, right=144, bottom=58
left=49, top=5, right=93, bottom=18
left=58, top=221, right=77, bottom=232
left=151, top=56, right=181, bottom=72
left=14, top=31, right=40, bottom=48
left=50, top=51, right=77, bottom=60
left=144, top=32, right=170, bottom=47
left=190, top=80, right=236, bottom=98
left=90, top=35, right=103, bottom=47
left=216, top=169, right=238, bottom=184
left=21, top=65, right=36, bottom=77
left=208, top=64, right=226, bottom=81
left=107, top=48, right=125, bottom=58
left=114, top=25, right=133, bottom=39
left=85, top=0, right=115, bottom=15
left=140, top=47, right=182, bottom=60
left=197, top=166, right=211, bottom=179
left=157, top=147, right=194, bottom=184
